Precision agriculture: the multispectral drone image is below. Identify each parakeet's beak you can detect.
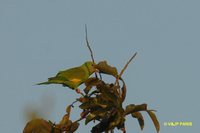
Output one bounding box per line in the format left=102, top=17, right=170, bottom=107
left=92, top=64, right=99, bottom=72
left=94, top=68, right=99, bottom=73
left=91, top=63, right=99, bottom=73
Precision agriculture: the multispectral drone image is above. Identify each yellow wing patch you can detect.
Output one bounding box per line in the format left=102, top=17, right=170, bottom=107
left=70, top=78, right=81, bottom=83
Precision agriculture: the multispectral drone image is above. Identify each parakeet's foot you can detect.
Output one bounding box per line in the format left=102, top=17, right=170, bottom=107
left=120, top=128, right=126, bottom=133
left=75, top=88, right=81, bottom=94
left=75, top=88, right=84, bottom=96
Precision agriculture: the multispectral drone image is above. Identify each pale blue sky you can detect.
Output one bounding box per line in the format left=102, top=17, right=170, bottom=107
left=0, top=0, right=199, bottom=133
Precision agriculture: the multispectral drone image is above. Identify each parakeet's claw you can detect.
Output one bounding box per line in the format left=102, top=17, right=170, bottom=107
left=75, top=88, right=81, bottom=94
left=120, top=128, right=126, bottom=133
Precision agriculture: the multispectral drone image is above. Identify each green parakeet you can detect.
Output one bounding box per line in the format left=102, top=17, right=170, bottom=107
left=37, top=61, right=96, bottom=91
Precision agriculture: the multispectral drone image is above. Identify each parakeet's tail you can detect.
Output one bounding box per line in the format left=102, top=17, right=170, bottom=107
left=37, top=81, right=52, bottom=85
left=37, top=76, right=67, bottom=85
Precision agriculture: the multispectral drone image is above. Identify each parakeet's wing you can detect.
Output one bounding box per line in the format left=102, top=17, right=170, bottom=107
left=37, top=76, right=79, bottom=89
left=57, top=66, right=89, bottom=81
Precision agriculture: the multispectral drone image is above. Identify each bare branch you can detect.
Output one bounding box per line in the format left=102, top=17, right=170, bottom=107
left=119, top=52, right=137, bottom=78
left=85, top=24, right=101, bottom=79
left=115, top=52, right=137, bottom=85
left=85, top=24, right=95, bottom=63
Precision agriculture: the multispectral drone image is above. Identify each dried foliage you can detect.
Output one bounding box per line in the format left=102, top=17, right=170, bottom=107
left=23, top=29, right=160, bottom=133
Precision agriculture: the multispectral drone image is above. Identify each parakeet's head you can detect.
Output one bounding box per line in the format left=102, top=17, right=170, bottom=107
left=84, top=61, right=97, bottom=75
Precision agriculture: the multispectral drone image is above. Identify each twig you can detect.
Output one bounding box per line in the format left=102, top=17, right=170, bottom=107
left=70, top=100, right=79, bottom=108
left=73, top=116, right=85, bottom=123
left=85, top=24, right=95, bottom=64
left=115, top=52, right=137, bottom=85
left=85, top=24, right=100, bottom=79
left=119, top=52, right=137, bottom=79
